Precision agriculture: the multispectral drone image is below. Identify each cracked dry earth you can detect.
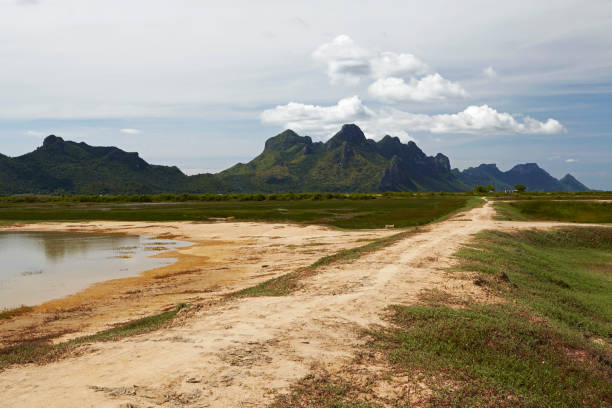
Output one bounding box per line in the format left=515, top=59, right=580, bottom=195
left=1, top=201, right=604, bottom=407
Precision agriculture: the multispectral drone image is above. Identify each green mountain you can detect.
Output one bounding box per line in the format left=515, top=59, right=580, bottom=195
left=558, top=174, right=590, bottom=192
left=0, top=135, right=191, bottom=194
left=0, top=125, right=590, bottom=194
left=454, top=163, right=590, bottom=192
left=217, top=124, right=465, bottom=192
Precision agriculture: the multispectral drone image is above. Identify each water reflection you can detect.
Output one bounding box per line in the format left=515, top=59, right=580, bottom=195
left=0, top=231, right=191, bottom=309
left=0, top=232, right=140, bottom=262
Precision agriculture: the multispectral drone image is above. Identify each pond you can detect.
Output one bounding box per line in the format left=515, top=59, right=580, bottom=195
left=0, top=231, right=191, bottom=309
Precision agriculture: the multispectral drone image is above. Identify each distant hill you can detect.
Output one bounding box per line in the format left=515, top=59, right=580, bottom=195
left=0, top=125, right=590, bottom=194
left=0, top=135, right=191, bottom=194
left=453, top=163, right=589, bottom=192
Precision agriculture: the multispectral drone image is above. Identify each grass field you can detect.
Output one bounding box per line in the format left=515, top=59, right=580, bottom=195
left=273, top=227, right=612, bottom=407
left=0, top=196, right=479, bottom=229
left=495, top=200, right=612, bottom=223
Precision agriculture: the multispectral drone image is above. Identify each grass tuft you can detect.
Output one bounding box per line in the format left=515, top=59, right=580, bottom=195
left=0, top=303, right=188, bottom=371
left=0, top=306, right=33, bottom=321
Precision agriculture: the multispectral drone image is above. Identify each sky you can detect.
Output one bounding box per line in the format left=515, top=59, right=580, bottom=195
left=0, top=0, right=611, bottom=189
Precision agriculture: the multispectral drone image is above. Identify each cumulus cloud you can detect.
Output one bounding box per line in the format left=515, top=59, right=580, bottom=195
left=565, top=158, right=577, bottom=163
left=312, top=35, right=371, bottom=84
left=427, top=105, right=566, bottom=134
left=483, top=66, right=498, bottom=79
left=26, top=130, right=45, bottom=137
left=312, top=35, right=429, bottom=84
left=261, top=96, right=373, bottom=136
left=369, top=52, right=429, bottom=78
left=120, top=128, right=141, bottom=135
left=368, top=74, right=468, bottom=102
left=261, top=98, right=565, bottom=139
left=266, top=36, right=564, bottom=140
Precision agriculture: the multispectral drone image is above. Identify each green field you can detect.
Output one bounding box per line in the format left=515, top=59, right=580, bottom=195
left=495, top=200, right=612, bottom=223
left=273, top=227, right=612, bottom=407
left=0, top=196, right=480, bottom=229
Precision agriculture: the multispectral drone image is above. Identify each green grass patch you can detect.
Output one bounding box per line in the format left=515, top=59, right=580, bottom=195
left=495, top=200, right=612, bottom=223
left=457, top=228, right=612, bottom=339
left=0, top=306, right=33, bottom=321
left=0, top=303, right=187, bottom=371
left=370, top=303, right=611, bottom=407
left=0, top=196, right=477, bottom=229
left=270, top=373, right=377, bottom=408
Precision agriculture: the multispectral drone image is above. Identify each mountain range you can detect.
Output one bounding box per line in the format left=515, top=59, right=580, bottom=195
left=0, top=124, right=589, bottom=195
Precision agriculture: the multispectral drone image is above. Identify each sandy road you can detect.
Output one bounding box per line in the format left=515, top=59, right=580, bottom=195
left=0, top=201, right=607, bottom=407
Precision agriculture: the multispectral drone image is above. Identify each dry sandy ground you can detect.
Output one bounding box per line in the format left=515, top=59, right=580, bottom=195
left=0, top=201, right=608, bottom=407
left=0, top=221, right=394, bottom=346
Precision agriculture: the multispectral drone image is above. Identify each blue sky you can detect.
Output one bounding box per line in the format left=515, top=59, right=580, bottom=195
left=0, top=0, right=610, bottom=189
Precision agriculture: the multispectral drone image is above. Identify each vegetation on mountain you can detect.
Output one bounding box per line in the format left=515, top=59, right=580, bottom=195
left=455, top=162, right=588, bottom=192
left=0, top=125, right=589, bottom=194
left=218, top=125, right=465, bottom=193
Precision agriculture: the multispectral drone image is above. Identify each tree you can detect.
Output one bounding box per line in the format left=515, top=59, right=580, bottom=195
left=515, top=184, right=526, bottom=192
left=474, top=184, right=495, bottom=193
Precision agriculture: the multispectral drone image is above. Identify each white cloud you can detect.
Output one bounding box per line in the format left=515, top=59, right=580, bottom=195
left=483, top=66, right=498, bottom=79
left=427, top=105, right=566, bottom=135
left=369, top=52, right=429, bottom=78
left=120, top=128, right=141, bottom=135
left=261, top=98, right=566, bottom=139
left=565, top=158, right=577, bottom=163
left=368, top=73, right=468, bottom=102
left=26, top=130, right=46, bottom=137
left=312, top=35, right=429, bottom=84
left=261, top=96, right=374, bottom=136
left=312, top=35, right=371, bottom=84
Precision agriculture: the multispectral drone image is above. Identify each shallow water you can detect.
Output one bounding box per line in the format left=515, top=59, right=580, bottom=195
left=0, top=231, right=191, bottom=309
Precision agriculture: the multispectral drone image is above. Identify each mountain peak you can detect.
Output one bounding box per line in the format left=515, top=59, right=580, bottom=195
left=41, top=135, right=66, bottom=153
left=42, top=134, right=63, bottom=146
left=509, top=163, right=541, bottom=172
left=477, top=163, right=500, bottom=170
left=326, top=124, right=366, bottom=149
left=559, top=174, right=590, bottom=191
left=264, top=129, right=312, bottom=151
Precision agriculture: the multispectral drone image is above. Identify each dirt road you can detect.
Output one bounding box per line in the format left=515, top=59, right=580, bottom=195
left=0, top=201, right=605, bottom=407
